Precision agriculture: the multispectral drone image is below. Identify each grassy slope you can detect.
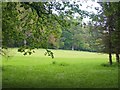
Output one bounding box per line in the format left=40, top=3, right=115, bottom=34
left=2, top=49, right=118, bottom=88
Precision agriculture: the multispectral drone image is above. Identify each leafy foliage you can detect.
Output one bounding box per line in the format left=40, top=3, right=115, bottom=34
left=2, top=2, right=90, bottom=58
left=44, top=49, right=54, bottom=59
left=91, top=2, right=120, bottom=64
left=2, top=1, right=119, bottom=61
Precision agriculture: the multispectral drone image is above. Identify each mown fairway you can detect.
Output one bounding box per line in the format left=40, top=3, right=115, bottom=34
left=2, top=49, right=118, bottom=88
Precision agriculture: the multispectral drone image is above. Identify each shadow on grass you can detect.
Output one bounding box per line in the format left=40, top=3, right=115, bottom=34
left=101, top=62, right=120, bottom=67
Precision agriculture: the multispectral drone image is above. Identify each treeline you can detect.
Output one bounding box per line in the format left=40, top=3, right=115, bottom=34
left=48, top=21, right=101, bottom=52
left=3, top=15, right=100, bottom=52
left=2, top=2, right=97, bottom=51
left=2, top=2, right=120, bottom=64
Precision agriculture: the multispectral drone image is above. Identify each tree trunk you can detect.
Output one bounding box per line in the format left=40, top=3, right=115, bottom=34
left=109, top=53, right=112, bottom=65
left=24, top=39, right=27, bottom=46
left=72, top=45, right=74, bottom=50
left=108, top=29, right=112, bottom=65
left=116, top=53, right=119, bottom=63
left=108, top=15, right=113, bottom=65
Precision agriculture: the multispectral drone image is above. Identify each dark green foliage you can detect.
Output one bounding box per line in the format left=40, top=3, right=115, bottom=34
left=2, top=2, right=90, bottom=58
left=18, top=47, right=35, bottom=56
left=2, top=2, right=120, bottom=61
left=44, top=49, right=54, bottom=59
left=2, top=2, right=64, bottom=57
left=91, top=2, right=120, bottom=64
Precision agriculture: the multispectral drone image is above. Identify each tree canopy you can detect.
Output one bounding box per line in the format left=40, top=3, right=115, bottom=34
left=2, top=2, right=89, bottom=57
left=1, top=1, right=120, bottom=64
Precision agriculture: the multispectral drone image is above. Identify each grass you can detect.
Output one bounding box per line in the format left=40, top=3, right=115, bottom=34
left=2, top=48, right=119, bottom=88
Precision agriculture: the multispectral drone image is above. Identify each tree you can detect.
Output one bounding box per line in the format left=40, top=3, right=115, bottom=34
left=102, top=2, right=120, bottom=64
left=92, top=2, right=120, bottom=64
left=2, top=2, right=90, bottom=58
left=2, top=2, right=63, bottom=57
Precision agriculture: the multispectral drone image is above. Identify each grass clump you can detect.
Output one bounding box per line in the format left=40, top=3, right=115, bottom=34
left=59, top=62, right=69, bottom=66
left=51, top=61, right=69, bottom=66
left=52, top=61, right=57, bottom=65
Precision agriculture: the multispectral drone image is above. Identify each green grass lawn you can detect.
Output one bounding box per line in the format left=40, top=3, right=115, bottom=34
left=2, top=48, right=118, bottom=88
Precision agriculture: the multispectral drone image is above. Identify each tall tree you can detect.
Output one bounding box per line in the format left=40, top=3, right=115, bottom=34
left=93, top=2, right=120, bottom=64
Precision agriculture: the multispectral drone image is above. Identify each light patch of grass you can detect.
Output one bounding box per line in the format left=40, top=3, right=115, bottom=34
left=2, top=49, right=118, bottom=88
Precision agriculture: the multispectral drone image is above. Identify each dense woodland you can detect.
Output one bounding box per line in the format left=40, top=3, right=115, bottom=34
left=1, top=1, right=120, bottom=65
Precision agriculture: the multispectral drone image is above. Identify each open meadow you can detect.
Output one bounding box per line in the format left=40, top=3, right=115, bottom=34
left=2, top=49, right=118, bottom=88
